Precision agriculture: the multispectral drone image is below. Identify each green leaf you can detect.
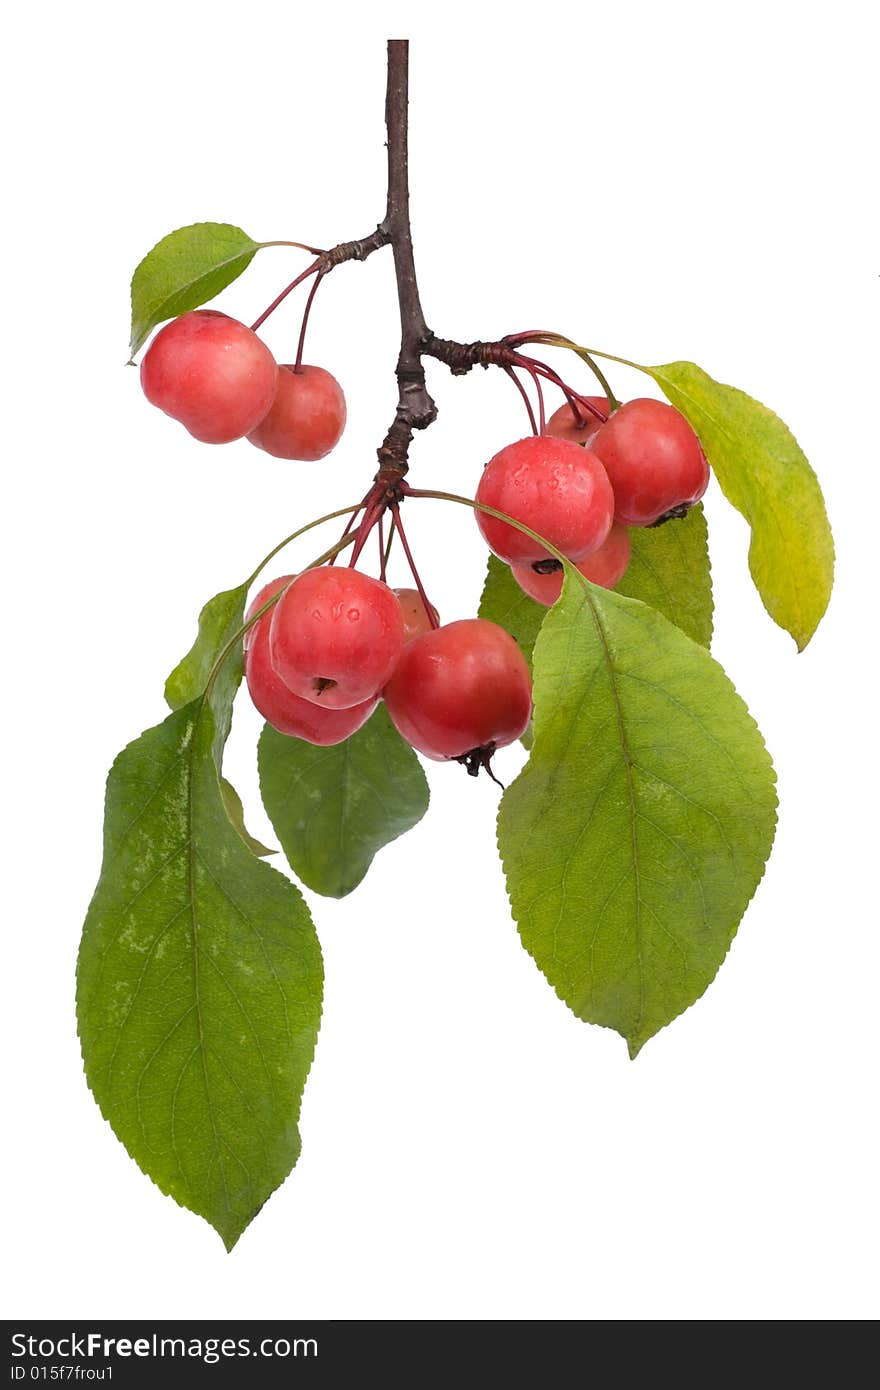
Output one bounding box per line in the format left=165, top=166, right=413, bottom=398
left=258, top=705, right=429, bottom=898
left=616, top=504, right=713, bottom=648
left=478, top=554, right=547, bottom=670
left=479, top=505, right=713, bottom=659
left=166, top=584, right=273, bottom=853
left=220, top=777, right=275, bottom=858
left=165, top=583, right=248, bottom=748
left=77, top=700, right=322, bottom=1249
left=498, top=572, right=777, bottom=1058
left=130, top=223, right=260, bottom=356
left=644, top=361, right=833, bottom=650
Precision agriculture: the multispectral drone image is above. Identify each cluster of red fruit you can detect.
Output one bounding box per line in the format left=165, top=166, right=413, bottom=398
left=140, top=306, right=710, bottom=774
left=245, top=569, right=532, bottom=768
left=140, top=309, right=346, bottom=461
left=476, top=395, right=709, bottom=607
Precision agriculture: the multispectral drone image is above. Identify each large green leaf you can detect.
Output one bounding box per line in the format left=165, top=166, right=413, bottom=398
left=645, top=361, right=833, bottom=650
left=498, top=572, right=776, bottom=1058
left=616, top=504, right=713, bottom=648
left=130, top=223, right=260, bottom=356
left=478, top=554, right=546, bottom=669
left=77, top=702, right=321, bottom=1248
left=258, top=705, right=429, bottom=898
left=79, top=574, right=321, bottom=1247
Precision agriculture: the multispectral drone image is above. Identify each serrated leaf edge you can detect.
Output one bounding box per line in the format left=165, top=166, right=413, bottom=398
left=77, top=701, right=321, bottom=1250
left=497, top=579, right=777, bottom=1058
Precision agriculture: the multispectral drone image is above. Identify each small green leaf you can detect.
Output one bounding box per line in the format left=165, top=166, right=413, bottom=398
left=220, top=777, right=275, bottom=858
left=165, top=584, right=272, bottom=853
left=130, top=223, right=260, bottom=356
left=478, top=554, right=547, bottom=669
left=498, top=572, right=776, bottom=1058
left=617, top=504, right=713, bottom=648
left=165, top=583, right=248, bottom=747
left=77, top=701, right=322, bottom=1249
left=645, top=361, right=833, bottom=650
left=258, top=705, right=429, bottom=898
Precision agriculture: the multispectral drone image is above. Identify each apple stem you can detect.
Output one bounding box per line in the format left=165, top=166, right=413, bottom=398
left=250, top=260, right=323, bottom=333
left=390, top=501, right=439, bottom=629
left=504, top=365, right=539, bottom=436
left=383, top=515, right=397, bottom=573
left=293, top=271, right=326, bottom=372
left=519, top=361, right=547, bottom=433
left=377, top=513, right=387, bottom=581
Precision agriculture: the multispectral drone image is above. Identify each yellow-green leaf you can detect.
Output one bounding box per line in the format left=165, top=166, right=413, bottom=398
left=646, top=361, right=833, bottom=650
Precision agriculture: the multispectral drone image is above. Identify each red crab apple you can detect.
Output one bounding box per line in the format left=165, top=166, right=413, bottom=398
left=394, top=587, right=439, bottom=643
left=512, top=522, right=631, bottom=606
left=475, top=435, right=614, bottom=565
left=247, top=364, right=347, bottom=461
left=546, top=396, right=610, bottom=446
left=384, top=618, right=532, bottom=765
left=140, top=310, right=277, bottom=443
left=244, top=578, right=376, bottom=743
left=590, top=397, right=709, bottom=526
left=269, top=566, right=404, bottom=709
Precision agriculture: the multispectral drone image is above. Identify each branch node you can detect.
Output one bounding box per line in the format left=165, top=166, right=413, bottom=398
left=424, top=337, right=514, bottom=375
left=319, top=227, right=390, bottom=272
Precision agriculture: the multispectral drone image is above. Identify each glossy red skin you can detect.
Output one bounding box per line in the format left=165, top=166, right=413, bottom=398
left=393, top=587, right=439, bottom=643
left=245, top=611, right=376, bottom=743
left=475, top=435, right=614, bottom=564
left=140, top=311, right=277, bottom=444
left=546, top=396, right=610, bottom=446
left=244, top=575, right=292, bottom=652
left=269, top=566, right=404, bottom=709
left=512, top=522, right=631, bottom=606
left=384, top=619, right=532, bottom=761
left=247, top=364, right=347, bottom=461
left=590, top=398, right=709, bottom=526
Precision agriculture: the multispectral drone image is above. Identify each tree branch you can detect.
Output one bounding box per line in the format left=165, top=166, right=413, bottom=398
left=303, top=42, right=542, bottom=497
left=374, top=39, right=437, bottom=484
left=284, top=41, right=515, bottom=492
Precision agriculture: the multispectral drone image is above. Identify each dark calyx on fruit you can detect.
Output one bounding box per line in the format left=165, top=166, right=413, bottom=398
left=455, top=742, right=504, bottom=787
left=648, top=503, right=692, bottom=527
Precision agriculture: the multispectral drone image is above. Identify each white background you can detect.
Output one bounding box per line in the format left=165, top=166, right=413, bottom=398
left=3, top=0, right=877, bottom=1322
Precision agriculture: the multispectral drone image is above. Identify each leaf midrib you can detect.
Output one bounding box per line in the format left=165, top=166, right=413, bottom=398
left=186, top=699, right=230, bottom=1219
left=578, top=586, right=646, bottom=1041
left=133, top=242, right=256, bottom=324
